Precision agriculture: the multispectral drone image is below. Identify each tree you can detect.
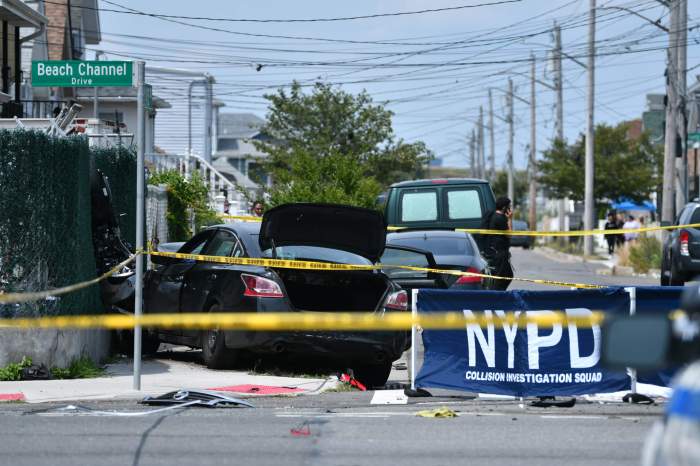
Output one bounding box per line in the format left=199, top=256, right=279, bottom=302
left=491, top=169, right=529, bottom=209
left=256, top=82, right=433, bottom=208
left=538, top=123, right=662, bottom=209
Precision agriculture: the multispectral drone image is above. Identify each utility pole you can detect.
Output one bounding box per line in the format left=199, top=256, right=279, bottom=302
left=528, top=54, right=537, bottom=231
left=583, top=0, right=596, bottom=256
left=663, top=0, right=680, bottom=230
left=469, top=129, right=475, bottom=177
left=488, top=89, right=496, bottom=181
left=93, top=51, right=103, bottom=119
left=677, top=0, right=688, bottom=210
left=554, top=22, right=567, bottom=234
left=478, top=107, right=484, bottom=179
left=507, top=78, right=515, bottom=202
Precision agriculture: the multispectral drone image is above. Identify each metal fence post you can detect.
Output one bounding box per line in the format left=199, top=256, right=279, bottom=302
left=411, top=288, right=418, bottom=392
left=624, top=286, right=637, bottom=396
left=133, top=60, right=146, bottom=391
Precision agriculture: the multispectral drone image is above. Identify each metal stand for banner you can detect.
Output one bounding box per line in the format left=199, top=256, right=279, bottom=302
left=405, top=289, right=431, bottom=398
left=623, top=287, right=653, bottom=404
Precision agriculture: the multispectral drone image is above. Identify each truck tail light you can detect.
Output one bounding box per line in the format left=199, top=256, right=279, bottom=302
left=455, top=267, right=483, bottom=284
left=681, top=230, right=690, bottom=256
left=384, top=290, right=408, bottom=311
left=241, top=274, right=284, bottom=298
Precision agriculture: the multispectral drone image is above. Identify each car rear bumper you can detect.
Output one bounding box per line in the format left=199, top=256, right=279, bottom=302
left=679, top=255, right=700, bottom=275
left=223, top=328, right=409, bottom=363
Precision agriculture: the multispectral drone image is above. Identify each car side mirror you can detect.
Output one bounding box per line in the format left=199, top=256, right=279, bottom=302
left=661, top=221, right=672, bottom=227
left=601, top=315, right=671, bottom=371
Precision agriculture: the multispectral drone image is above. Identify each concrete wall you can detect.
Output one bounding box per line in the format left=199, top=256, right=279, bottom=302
left=0, top=328, right=110, bottom=368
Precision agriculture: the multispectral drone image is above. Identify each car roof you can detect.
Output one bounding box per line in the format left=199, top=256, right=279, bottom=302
left=211, top=221, right=261, bottom=235
left=388, top=178, right=489, bottom=188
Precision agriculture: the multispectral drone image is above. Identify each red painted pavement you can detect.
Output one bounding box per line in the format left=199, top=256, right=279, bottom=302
left=0, top=393, right=25, bottom=401
left=208, top=384, right=305, bottom=395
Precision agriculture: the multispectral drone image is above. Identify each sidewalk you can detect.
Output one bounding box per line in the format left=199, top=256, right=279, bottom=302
left=0, top=352, right=338, bottom=404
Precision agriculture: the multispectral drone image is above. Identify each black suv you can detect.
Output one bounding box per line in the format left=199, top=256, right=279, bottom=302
left=661, top=200, right=700, bottom=286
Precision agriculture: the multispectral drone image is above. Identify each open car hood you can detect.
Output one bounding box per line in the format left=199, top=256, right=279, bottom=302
left=259, top=203, right=387, bottom=263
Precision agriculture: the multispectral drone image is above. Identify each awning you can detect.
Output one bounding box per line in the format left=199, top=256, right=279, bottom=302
left=610, top=200, right=656, bottom=212
left=0, top=0, right=47, bottom=28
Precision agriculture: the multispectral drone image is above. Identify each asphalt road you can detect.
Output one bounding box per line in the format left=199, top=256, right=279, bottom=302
left=0, top=394, right=661, bottom=466
left=0, top=249, right=666, bottom=466
left=508, top=246, right=658, bottom=290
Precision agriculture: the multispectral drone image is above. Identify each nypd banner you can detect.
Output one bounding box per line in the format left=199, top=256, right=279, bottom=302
left=415, top=288, right=632, bottom=397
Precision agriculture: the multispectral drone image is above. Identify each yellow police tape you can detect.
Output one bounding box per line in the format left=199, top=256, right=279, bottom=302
left=0, top=254, right=138, bottom=305
left=0, top=310, right=606, bottom=331
left=221, top=214, right=700, bottom=238
left=148, top=249, right=604, bottom=289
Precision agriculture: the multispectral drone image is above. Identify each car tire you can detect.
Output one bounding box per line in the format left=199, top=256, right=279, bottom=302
left=351, top=362, right=392, bottom=389
left=660, top=253, right=670, bottom=286
left=114, top=330, right=160, bottom=356
left=670, top=258, right=686, bottom=287
left=201, top=304, right=238, bottom=369
left=523, top=245, right=531, bottom=250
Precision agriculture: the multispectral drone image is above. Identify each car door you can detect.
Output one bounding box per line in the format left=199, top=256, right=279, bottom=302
left=179, top=229, right=246, bottom=340
left=145, top=230, right=214, bottom=337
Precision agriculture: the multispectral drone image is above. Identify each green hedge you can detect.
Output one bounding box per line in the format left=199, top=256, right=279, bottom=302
left=0, top=130, right=101, bottom=316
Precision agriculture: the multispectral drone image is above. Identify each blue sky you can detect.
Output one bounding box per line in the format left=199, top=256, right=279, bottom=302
left=95, top=0, right=700, bottom=169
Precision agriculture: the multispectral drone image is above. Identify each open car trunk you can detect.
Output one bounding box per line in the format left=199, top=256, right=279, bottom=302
left=274, top=269, right=390, bottom=312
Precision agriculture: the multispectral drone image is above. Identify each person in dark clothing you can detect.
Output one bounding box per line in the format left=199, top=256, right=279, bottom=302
left=604, top=212, right=618, bottom=255
left=485, top=197, right=514, bottom=291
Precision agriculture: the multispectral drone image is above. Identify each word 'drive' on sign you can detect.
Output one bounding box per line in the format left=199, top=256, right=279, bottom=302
left=31, top=61, right=133, bottom=87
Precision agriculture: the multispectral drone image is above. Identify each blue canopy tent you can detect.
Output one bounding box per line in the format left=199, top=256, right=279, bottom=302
left=610, top=200, right=656, bottom=212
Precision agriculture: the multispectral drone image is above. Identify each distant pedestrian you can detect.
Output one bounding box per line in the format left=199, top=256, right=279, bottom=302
left=623, top=215, right=641, bottom=242
left=615, top=212, right=625, bottom=247
left=604, top=213, right=618, bottom=255
left=251, top=201, right=264, bottom=217
left=484, top=197, right=514, bottom=291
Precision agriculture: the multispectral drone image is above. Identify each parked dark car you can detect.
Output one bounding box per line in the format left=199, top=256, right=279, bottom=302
left=143, top=203, right=422, bottom=387
left=383, top=230, right=490, bottom=290
left=383, top=178, right=496, bottom=250
left=661, top=200, right=700, bottom=286
left=510, top=220, right=533, bottom=249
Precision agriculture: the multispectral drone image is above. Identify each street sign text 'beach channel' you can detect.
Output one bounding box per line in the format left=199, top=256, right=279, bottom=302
left=32, top=61, right=133, bottom=87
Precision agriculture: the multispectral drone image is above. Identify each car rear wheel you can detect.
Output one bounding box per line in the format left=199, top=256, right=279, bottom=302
left=351, top=362, right=392, bottom=389
left=670, top=258, right=686, bottom=286
left=201, top=304, right=239, bottom=369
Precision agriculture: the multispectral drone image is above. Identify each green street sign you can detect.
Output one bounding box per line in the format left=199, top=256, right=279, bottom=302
left=144, top=84, right=153, bottom=111
left=689, top=132, right=700, bottom=143
left=31, top=60, right=133, bottom=87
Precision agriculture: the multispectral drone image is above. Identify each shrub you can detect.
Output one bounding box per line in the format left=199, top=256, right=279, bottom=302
left=628, top=235, right=662, bottom=273
left=148, top=170, right=221, bottom=241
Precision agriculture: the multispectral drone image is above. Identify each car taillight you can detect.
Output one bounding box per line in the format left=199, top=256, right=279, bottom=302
left=241, top=274, right=284, bottom=298
left=681, top=230, right=690, bottom=256
left=384, top=290, right=408, bottom=311
left=455, top=267, right=483, bottom=284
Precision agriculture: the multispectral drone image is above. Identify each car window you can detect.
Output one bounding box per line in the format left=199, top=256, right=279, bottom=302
left=400, top=190, right=438, bottom=222
left=261, top=245, right=372, bottom=265
left=380, top=247, right=430, bottom=278
left=690, top=207, right=700, bottom=225
left=203, top=230, right=243, bottom=257
left=387, top=236, right=473, bottom=256
left=446, top=189, right=482, bottom=220
left=178, top=230, right=214, bottom=254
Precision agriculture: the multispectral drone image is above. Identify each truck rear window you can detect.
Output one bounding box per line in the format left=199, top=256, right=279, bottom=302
left=446, top=189, right=482, bottom=219
left=401, top=190, right=437, bottom=222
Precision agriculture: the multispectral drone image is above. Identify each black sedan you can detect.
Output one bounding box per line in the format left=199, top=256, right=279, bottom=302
left=144, top=203, right=420, bottom=387
left=383, top=229, right=490, bottom=290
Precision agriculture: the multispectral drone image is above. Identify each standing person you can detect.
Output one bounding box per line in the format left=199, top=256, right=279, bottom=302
left=251, top=201, right=264, bottom=217
left=604, top=212, right=618, bottom=255
left=615, top=212, right=626, bottom=248
left=623, top=215, right=641, bottom=242
left=485, top=197, right=514, bottom=291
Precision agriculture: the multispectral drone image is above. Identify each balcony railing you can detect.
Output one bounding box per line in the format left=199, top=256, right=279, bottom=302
left=0, top=100, right=67, bottom=119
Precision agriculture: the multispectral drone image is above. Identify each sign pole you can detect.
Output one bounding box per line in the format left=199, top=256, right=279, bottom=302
left=133, top=60, right=146, bottom=391
left=410, top=288, right=418, bottom=392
